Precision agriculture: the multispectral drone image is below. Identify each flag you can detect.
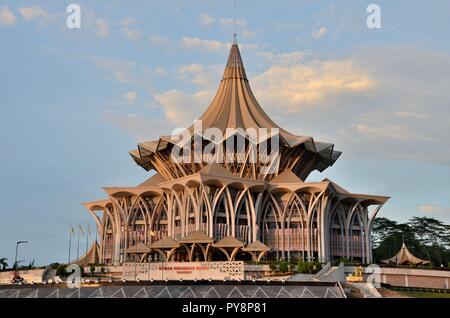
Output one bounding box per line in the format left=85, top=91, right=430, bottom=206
left=70, top=225, right=75, bottom=235
left=79, top=225, right=84, bottom=235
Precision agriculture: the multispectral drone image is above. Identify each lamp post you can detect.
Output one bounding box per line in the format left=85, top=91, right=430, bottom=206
left=14, top=241, right=28, bottom=269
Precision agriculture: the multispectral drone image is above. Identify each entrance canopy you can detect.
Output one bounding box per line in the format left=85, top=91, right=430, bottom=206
left=178, top=231, right=214, bottom=244
left=212, top=236, right=245, bottom=248
left=242, top=240, right=271, bottom=252
left=125, top=242, right=151, bottom=254
left=241, top=240, right=271, bottom=262
left=381, top=243, right=430, bottom=265
left=148, top=237, right=180, bottom=249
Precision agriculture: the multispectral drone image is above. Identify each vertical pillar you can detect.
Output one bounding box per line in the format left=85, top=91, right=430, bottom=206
left=167, top=194, right=173, bottom=237
left=319, top=196, right=330, bottom=263
left=180, top=192, right=186, bottom=238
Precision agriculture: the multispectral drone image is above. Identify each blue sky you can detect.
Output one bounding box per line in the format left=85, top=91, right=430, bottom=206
left=1, top=0, right=450, bottom=266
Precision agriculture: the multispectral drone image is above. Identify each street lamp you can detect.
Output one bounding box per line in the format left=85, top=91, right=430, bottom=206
left=14, top=241, right=28, bottom=269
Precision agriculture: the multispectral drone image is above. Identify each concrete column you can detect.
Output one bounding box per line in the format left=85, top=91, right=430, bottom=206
left=180, top=193, right=186, bottom=238
left=320, top=197, right=330, bottom=263
left=167, top=194, right=173, bottom=237
left=113, top=206, right=122, bottom=264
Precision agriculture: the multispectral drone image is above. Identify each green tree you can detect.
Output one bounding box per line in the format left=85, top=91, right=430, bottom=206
left=372, top=217, right=399, bottom=249
left=56, top=264, right=68, bottom=277
left=27, top=260, right=35, bottom=270
left=408, top=217, right=448, bottom=247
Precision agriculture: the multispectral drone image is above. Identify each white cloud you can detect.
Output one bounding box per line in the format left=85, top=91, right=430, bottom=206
left=155, top=66, right=167, bottom=77
left=0, top=6, right=17, bottom=27
left=103, top=112, right=173, bottom=141
left=89, top=56, right=156, bottom=99
left=19, top=6, right=47, bottom=21
left=181, top=37, right=226, bottom=51
left=199, top=13, right=215, bottom=26
left=256, top=51, right=307, bottom=66
left=418, top=205, right=450, bottom=214
left=122, top=91, right=137, bottom=104
left=328, top=47, right=450, bottom=164
left=252, top=60, right=373, bottom=112
left=117, top=17, right=141, bottom=42
left=90, top=57, right=136, bottom=84
left=181, top=36, right=258, bottom=51
left=118, top=18, right=139, bottom=27
left=178, top=64, right=221, bottom=88
left=122, top=28, right=141, bottom=42
left=220, top=17, right=243, bottom=27
left=149, top=34, right=170, bottom=46
left=154, top=89, right=213, bottom=126
left=353, top=123, right=440, bottom=143
left=219, top=17, right=256, bottom=39
left=393, top=112, right=429, bottom=119
left=312, top=26, right=327, bottom=39
left=96, top=19, right=109, bottom=37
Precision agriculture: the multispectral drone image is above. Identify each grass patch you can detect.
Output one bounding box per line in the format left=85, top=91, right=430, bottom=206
left=401, top=291, right=450, bottom=298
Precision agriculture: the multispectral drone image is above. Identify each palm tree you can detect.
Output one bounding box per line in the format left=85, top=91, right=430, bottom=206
left=27, top=259, right=35, bottom=270
left=0, top=258, right=8, bottom=271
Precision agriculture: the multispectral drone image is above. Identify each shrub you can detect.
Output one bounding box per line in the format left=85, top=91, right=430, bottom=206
left=100, top=267, right=106, bottom=274
left=279, top=261, right=289, bottom=273
left=336, top=257, right=352, bottom=266
left=90, top=265, right=96, bottom=275
left=314, top=261, right=322, bottom=272
left=297, top=260, right=308, bottom=273
left=269, top=262, right=277, bottom=271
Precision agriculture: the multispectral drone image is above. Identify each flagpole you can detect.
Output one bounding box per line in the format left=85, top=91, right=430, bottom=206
left=68, top=228, right=72, bottom=264
left=85, top=224, right=89, bottom=257
left=77, top=226, right=81, bottom=260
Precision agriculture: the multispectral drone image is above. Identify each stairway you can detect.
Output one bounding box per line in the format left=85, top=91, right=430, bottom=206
left=42, top=267, right=56, bottom=284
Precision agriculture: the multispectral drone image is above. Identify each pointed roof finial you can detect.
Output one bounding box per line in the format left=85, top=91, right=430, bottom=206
left=233, top=0, right=238, bottom=44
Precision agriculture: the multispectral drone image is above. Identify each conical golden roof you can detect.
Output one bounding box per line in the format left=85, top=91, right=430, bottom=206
left=189, top=43, right=301, bottom=146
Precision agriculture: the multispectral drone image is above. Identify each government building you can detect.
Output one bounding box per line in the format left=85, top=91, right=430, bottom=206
left=82, top=42, right=389, bottom=266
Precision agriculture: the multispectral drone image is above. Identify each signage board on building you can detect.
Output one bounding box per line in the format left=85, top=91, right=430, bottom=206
left=122, top=262, right=244, bottom=281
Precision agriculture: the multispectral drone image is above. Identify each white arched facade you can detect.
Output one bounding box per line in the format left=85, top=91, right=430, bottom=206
left=84, top=177, right=386, bottom=265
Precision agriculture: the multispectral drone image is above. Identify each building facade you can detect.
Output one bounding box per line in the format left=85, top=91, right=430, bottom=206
left=83, top=43, right=389, bottom=265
